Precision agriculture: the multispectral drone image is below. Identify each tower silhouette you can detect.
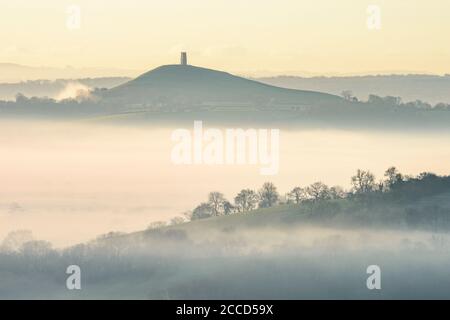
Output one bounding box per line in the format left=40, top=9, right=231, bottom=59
left=180, top=52, right=187, bottom=65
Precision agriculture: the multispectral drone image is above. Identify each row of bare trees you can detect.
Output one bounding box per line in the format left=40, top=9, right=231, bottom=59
left=190, top=182, right=280, bottom=220
left=188, top=167, right=404, bottom=220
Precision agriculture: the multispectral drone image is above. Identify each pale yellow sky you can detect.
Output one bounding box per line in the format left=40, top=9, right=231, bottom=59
left=1, top=0, right=449, bottom=76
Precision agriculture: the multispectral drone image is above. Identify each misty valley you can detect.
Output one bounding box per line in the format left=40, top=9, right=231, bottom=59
left=4, top=0, right=450, bottom=312
left=1, top=117, right=450, bottom=299
left=1, top=55, right=450, bottom=300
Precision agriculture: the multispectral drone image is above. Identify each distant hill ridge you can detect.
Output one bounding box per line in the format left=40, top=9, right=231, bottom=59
left=257, top=74, right=450, bottom=105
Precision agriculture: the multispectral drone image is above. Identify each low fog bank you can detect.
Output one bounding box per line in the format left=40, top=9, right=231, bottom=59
left=1, top=119, right=450, bottom=246
left=1, top=224, right=450, bottom=299
left=1, top=119, right=450, bottom=299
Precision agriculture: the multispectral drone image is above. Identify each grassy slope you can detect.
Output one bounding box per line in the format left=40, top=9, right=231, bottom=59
left=118, top=190, right=450, bottom=244
left=105, top=64, right=343, bottom=106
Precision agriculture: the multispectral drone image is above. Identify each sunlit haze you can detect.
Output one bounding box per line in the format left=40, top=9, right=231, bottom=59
left=1, top=0, right=450, bottom=76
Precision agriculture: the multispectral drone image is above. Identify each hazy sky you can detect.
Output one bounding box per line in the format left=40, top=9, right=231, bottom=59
left=1, top=0, right=449, bottom=76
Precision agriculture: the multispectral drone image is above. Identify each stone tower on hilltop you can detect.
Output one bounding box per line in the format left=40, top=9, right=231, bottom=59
left=180, top=52, right=187, bottom=65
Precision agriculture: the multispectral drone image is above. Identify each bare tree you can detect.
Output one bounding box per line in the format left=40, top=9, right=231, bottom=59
left=191, top=202, right=213, bottom=220
left=223, top=201, right=235, bottom=215
left=351, top=169, right=376, bottom=194
left=1, top=230, right=34, bottom=252
left=287, top=187, right=306, bottom=204
left=384, top=166, right=402, bottom=190
left=258, top=182, right=279, bottom=208
left=208, top=192, right=226, bottom=216
left=305, top=182, right=330, bottom=201
left=234, top=189, right=259, bottom=212
left=329, top=185, right=346, bottom=199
